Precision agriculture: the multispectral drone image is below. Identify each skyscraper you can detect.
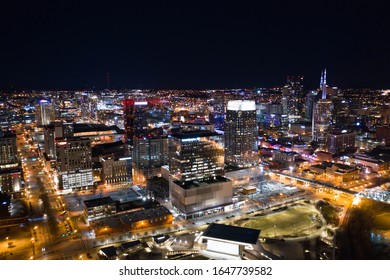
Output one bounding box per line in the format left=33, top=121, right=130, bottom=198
left=56, top=138, right=93, bottom=191
left=0, top=131, right=21, bottom=193
left=0, top=131, right=17, bottom=166
left=43, top=125, right=56, bottom=159
left=132, top=132, right=169, bottom=185
left=224, top=100, right=257, bottom=166
left=169, top=130, right=232, bottom=219
left=284, top=75, right=305, bottom=120
left=36, top=99, right=55, bottom=126
left=123, top=98, right=170, bottom=146
left=312, top=69, right=333, bottom=149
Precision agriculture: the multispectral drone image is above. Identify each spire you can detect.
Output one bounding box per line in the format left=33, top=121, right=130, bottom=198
left=321, top=68, right=327, bottom=99
left=320, top=70, right=324, bottom=88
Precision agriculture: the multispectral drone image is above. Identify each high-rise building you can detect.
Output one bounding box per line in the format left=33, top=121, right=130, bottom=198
left=283, top=75, right=305, bottom=120
left=312, top=99, right=333, bottom=149
left=56, top=138, right=93, bottom=191
left=169, top=130, right=232, bottom=219
left=312, top=70, right=333, bottom=149
left=132, top=133, right=169, bottom=185
left=0, top=131, right=21, bottom=193
left=326, top=130, right=356, bottom=154
left=36, top=99, right=55, bottom=126
left=123, top=98, right=170, bottom=146
left=43, top=125, right=56, bottom=159
left=224, top=100, right=257, bottom=166
left=0, top=131, right=17, bottom=166
left=305, top=91, right=318, bottom=121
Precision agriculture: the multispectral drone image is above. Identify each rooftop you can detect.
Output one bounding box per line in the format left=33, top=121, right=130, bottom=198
left=171, top=130, right=220, bottom=139
left=120, top=240, right=142, bottom=250
left=202, top=223, right=260, bottom=245
left=83, top=196, right=115, bottom=208
left=99, top=246, right=117, bottom=258
left=119, top=206, right=171, bottom=225
left=174, top=176, right=230, bottom=189
left=73, top=123, right=113, bottom=133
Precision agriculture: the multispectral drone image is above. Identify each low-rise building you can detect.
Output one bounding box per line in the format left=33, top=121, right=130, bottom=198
left=83, top=196, right=116, bottom=221
left=170, top=176, right=233, bottom=219
left=119, top=206, right=172, bottom=230
left=199, top=223, right=261, bottom=260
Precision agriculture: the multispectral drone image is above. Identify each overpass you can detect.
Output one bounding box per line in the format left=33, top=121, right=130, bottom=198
left=267, top=170, right=357, bottom=195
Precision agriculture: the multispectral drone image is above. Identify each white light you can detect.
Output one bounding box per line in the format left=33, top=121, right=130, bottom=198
left=134, top=101, right=148, bottom=106
left=227, top=100, right=256, bottom=111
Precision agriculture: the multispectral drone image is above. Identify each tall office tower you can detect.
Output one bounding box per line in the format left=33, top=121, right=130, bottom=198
left=305, top=91, right=318, bottom=121
left=224, top=100, right=257, bottom=166
left=123, top=98, right=170, bottom=147
left=56, top=138, right=93, bottom=191
left=312, top=69, right=333, bottom=149
left=312, top=100, right=333, bottom=149
left=284, top=75, right=305, bottom=120
left=169, top=130, right=232, bottom=219
left=0, top=131, right=21, bottom=192
left=36, top=99, right=55, bottom=126
left=332, top=97, right=353, bottom=129
left=43, top=125, right=56, bottom=159
left=132, top=132, right=169, bottom=185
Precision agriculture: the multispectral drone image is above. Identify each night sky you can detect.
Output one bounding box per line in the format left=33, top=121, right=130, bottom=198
left=1, top=1, right=389, bottom=90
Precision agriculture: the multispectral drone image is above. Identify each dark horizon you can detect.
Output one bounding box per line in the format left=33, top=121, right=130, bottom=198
left=1, top=1, right=389, bottom=90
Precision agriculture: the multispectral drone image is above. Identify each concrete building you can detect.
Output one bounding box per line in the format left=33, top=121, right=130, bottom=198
left=100, top=156, right=129, bottom=187
left=169, top=130, right=232, bottom=219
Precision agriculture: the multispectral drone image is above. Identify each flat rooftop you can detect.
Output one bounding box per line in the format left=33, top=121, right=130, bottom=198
left=174, top=176, right=230, bottom=189
left=119, top=206, right=171, bottom=225
left=171, top=130, right=220, bottom=139
left=84, top=196, right=115, bottom=208
left=202, top=223, right=260, bottom=245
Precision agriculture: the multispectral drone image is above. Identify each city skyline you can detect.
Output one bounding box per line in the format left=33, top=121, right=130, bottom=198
left=1, top=1, right=390, bottom=90
left=1, top=1, right=389, bottom=263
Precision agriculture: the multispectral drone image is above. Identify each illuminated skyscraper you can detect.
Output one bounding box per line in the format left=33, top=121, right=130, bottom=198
left=284, top=75, right=305, bottom=120
left=224, top=100, right=257, bottom=166
left=36, top=99, right=55, bottom=126
left=312, top=69, right=333, bottom=149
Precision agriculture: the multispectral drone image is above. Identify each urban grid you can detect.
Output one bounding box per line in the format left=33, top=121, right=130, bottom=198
left=0, top=2, right=389, bottom=261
